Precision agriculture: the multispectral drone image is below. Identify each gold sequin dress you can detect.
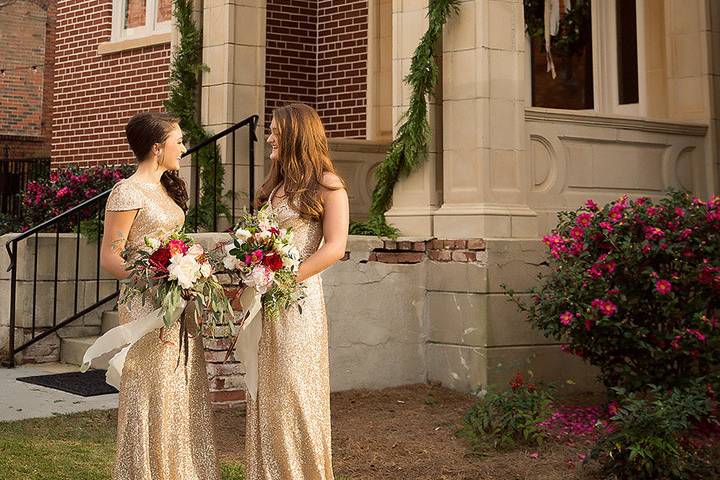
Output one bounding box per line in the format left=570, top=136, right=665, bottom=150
left=106, top=179, right=220, bottom=480
left=244, top=188, right=334, bottom=479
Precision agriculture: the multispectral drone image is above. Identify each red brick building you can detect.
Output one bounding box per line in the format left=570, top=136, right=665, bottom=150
left=0, top=0, right=56, bottom=159
left=46, top=0, right=370, bottom=168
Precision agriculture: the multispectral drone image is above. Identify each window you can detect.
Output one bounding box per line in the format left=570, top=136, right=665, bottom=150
left=112, top=0, right=172, bottom=41
left=527, top=0, right=646, bottom=115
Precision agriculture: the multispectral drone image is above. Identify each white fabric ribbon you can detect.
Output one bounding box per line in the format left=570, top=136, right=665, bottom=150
left=544, top=0, right=559, bottom=79
left=232, top=287, right=263, bottom=400
left=81, top=299, right=187, bottom=390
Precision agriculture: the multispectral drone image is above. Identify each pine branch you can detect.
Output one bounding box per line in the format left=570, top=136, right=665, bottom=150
left=352, top=0, right=460, bottom=237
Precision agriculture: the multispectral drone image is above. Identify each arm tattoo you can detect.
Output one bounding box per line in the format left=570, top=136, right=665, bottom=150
left=111, top=230, right=128, bottom=254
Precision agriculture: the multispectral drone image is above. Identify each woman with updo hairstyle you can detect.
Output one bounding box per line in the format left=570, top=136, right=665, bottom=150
left=92, top=112, right=220, bottom=479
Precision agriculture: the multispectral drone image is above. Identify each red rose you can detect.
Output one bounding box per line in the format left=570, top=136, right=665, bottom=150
left=149, top=247, right=171, bottom=271
left=263, top=252, right=284, bottom=271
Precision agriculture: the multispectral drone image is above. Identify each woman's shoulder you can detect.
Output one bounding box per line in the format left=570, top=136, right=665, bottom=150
left=320, top=172, right=345, bottom=190
left=107, top=178, right=145, bottom=212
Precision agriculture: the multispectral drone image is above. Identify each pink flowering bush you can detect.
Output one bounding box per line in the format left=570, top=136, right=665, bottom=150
left=506, top=191, right=720, bottom=392
left=20, top=165, right=134, bottom=230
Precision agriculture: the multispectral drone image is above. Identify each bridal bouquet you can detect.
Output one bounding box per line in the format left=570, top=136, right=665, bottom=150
left=120, top=229, right=234, bottom=333
left=220, top=205, right=303, bottom=317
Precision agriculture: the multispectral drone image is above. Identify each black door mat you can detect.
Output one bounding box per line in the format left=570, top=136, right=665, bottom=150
left=16, top=369, right=118, bottom=397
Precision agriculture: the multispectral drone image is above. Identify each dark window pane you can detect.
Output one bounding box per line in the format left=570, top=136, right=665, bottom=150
left=530, top=1, right=594, bottom=109
left=616, top=0, right=639, bottom=104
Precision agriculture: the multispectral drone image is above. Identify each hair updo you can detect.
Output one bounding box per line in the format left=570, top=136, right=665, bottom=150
left=125, top=112, right=189, bottom=211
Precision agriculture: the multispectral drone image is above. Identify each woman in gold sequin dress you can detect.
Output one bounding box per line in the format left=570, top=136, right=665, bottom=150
left=99, top=112, right=220, bottom=480
left=243, top=103, right=349, bottom=479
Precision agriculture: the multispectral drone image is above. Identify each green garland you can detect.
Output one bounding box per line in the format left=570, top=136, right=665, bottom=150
left=523, top=0, right=591, bottom=59
left=349, top=0, right=460, bottom=237
left=165, top=0, right=230, bottom=231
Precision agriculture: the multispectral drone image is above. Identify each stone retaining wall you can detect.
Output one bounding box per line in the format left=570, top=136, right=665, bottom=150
left=1, top=233, right=601, bottom=406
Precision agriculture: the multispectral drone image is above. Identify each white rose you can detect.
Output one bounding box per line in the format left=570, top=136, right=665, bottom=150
left=234, top=228, right=252, bottom=241
left=222, top=255, right=238, bottom=271
left=200, top=262, right=212, bottom=278
left=187, top=243, right=204, bottom=257
left=244, top=265, right=274, bottom=294
left=167, top=254, right=201, bottom=290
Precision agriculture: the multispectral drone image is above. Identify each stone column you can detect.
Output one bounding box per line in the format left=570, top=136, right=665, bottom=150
left=200, top=0, right=266, bottom=227
left=433, top=0, right=537, bottom=239
left=384, top=0, right=442, bottom=236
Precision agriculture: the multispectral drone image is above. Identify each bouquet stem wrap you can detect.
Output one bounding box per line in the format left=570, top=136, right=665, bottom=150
left=232, top=287, right=263, bottom=400
left=80, top=299, right=187, bottom=389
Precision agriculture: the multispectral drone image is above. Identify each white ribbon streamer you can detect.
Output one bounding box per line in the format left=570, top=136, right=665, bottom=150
left=232, top=287, right=263, bottom=400
left=544, top=0, right=559, bottom=79
left=81, top=298, right=187, bottom=390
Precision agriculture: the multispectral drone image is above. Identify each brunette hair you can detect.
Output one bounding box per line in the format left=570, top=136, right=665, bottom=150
left=125, top=112, right=189, bottom=211
left=256, top=103, right=344, bottom=220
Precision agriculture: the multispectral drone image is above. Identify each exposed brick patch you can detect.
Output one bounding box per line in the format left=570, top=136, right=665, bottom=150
left=52, top=0, right=171, bottom=167
left=209, top=389, right=245, bottom=404
left=204, top=332, right=245, bottom=406
left=368, top=238, right=485, bottom=264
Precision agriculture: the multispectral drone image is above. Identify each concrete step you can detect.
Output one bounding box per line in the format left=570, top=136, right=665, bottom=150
left=101, top=310, right=119, bottom=334
left=60, top=336, right=109, bottom=370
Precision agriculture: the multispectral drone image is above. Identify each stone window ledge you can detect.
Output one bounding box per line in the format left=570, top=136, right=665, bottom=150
left=525, top=107, right=708, bottom=137
left=97, top=32, right=171, bottom=55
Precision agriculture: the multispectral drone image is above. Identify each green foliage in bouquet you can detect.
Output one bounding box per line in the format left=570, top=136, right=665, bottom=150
left=588, top=383, right=719, bottom=480
left=165, top=0, right=230, bottom=231
left=350, top=0, right=460, bottom=237
left=460, top=372, right=554, bottom=450
left=505, top=191, right=720, bottom=393
left=120, top=230, right=234, bottom=335
left=222, top=206, right=303, bottom=319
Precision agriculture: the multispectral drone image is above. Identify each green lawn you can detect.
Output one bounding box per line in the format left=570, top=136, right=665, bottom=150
left=0, top=410, right=244, bottom=480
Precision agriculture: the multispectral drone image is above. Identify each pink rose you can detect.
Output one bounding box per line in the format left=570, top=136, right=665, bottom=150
left=655, top=279, right=671, bottom=295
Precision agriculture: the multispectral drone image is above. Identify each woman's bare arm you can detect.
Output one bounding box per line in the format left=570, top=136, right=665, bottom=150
left=100, top=210, right=138, bottom=280
left=296, top=173, right=349, bottom=283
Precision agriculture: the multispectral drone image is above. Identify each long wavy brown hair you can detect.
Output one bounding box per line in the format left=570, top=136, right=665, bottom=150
left=256, top=103, right=344, bottom=220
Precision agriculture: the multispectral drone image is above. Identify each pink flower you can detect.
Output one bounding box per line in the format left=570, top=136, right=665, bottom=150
left=585, top=199, right=598, bottom=211
left=671, top=335, right=682, bottom=350
left=570, top=226, right=585, bottom=240
left=560, top=311, right=574, bottom=326
left=674, top=207, right=686, bottom=218
left=591, top=298, right=617, bottom=317
left=680, top=228, right=693, bottom=240
left=529, top=452, right=540, bottom=459
left=644, top=226, right=665, bottom=241
left=687, top=329, right=706, bottom=342
left=642, top=244, right=652, bottom=254
left=655, top=279, right=672, bottom=295
left=607, top=401, right=619, bottom=416
left=707, top=210, right=720, bottom=222
left=55, top=186, right=71, bottom=199
left=166, top=239, right=189, bottom=256
left=587, top=264, right=604, bottom=278
left=599, top=221, right=614, bottom=232
left=576, top=212, right=594, bottom=227
left=634, top=197, right=649, bottom=206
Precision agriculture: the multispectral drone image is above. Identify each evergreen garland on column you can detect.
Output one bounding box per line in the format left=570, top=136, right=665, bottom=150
left=165, top=0, right=230, bottom=231
left=350, top=0, right=460, bottom=237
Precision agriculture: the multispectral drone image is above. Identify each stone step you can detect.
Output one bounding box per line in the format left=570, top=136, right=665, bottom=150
left=60, top=336, right=109, bottom=370
left=101, top=310, right=119, bottom=334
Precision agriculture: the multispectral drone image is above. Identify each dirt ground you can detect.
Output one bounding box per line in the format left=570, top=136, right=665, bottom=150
left=213, top=383, right=604, bottom=480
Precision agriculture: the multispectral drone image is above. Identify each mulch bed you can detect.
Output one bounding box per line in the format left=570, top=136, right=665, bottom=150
left=213, top=383, right=604, bottom=480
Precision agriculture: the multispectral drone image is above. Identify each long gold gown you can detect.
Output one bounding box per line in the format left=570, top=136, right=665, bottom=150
left=245, top=188, right=334, bottom=479
left=106, top=179, right=220, bottom=480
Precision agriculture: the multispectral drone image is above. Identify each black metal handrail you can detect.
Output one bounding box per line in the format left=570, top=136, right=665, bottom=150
left=3, top=115, right=259, bottom=367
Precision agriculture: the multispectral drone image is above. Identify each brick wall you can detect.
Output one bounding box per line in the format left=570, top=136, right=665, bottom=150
left=316, top=0, right=367, bottom=138
left=0, top=0, right=56, bottom=158
left=265, top=0, right=317, bottom=128
left=52, top=0, right=171, bottom=168
left=265, top=0, right=368, bottom=139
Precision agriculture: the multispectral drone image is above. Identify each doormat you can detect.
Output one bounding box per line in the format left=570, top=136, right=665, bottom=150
left=16, top=369, right=118, bottom=397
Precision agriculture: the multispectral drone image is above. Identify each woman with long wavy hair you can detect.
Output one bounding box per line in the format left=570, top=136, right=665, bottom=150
left=244, top=103, right=349, bottom=479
